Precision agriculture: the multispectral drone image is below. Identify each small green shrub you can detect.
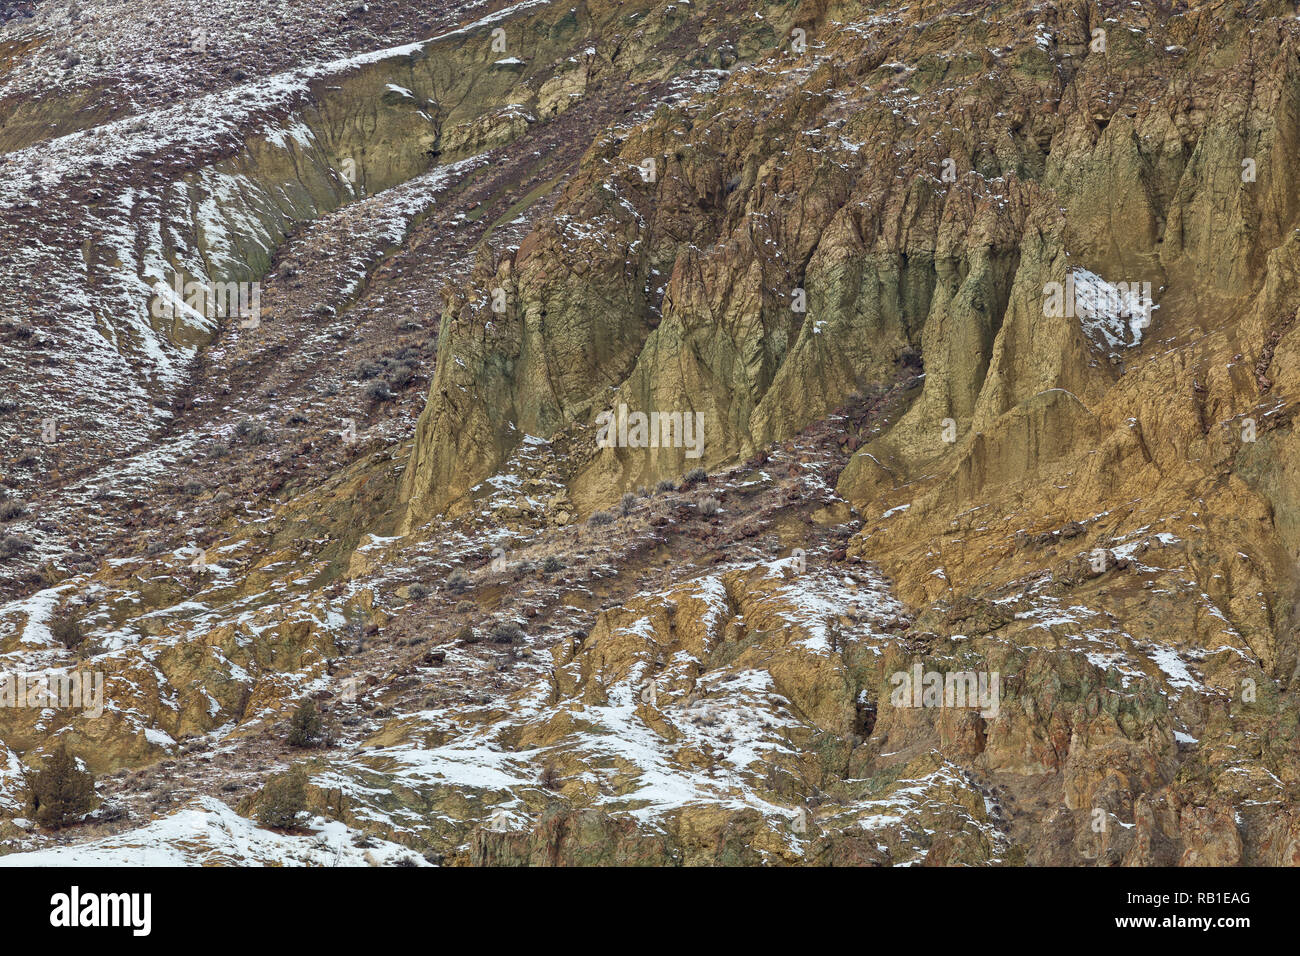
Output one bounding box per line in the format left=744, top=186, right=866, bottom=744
left=489, top=622, right=525, bottom=645
left=364, top=380, right=394, bottom=402
left=0, top=534, right=33, bottom=559
left=681, top=467, right=707, bottom=488
left=256, top=765, right=308, bottom=830
left=50, top=612, right=84, bottom=650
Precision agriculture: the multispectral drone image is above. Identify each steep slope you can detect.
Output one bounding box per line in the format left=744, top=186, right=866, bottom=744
left=5, top=0, right=1300, bottom=868
left=388, top=0, right=1300, bottom=862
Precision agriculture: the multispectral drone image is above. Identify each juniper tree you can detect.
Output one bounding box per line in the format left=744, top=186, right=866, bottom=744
left=287, top=698, right=323, bottom=748
left=256, top=765, right=308, bottom=830
left=28, top=742, right=94, bottom=830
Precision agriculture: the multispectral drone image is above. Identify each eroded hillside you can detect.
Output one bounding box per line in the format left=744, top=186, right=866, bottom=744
left=2, top=0, right=1300, bottom=866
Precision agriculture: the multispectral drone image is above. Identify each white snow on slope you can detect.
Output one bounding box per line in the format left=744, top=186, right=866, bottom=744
left=0, top=797, right=425, bottom=867
left=1071, top=268, right=1156, bottom=355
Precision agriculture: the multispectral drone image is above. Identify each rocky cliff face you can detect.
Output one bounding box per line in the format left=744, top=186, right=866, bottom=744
left=4, top=0, right=1300, bottom=867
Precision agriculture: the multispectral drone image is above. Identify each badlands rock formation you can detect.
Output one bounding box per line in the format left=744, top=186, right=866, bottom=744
left=1, top=0, right=1299, bottom=866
